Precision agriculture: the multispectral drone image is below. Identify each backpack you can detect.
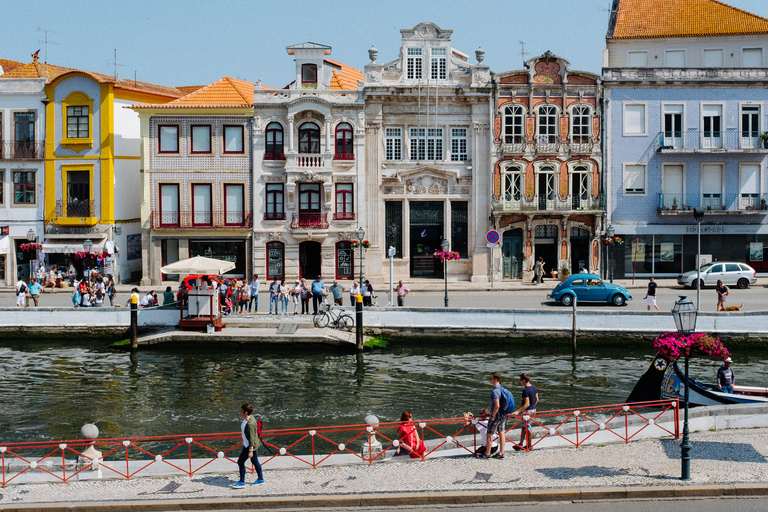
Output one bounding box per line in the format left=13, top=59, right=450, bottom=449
left=16, top=282, right=26, bottom=296
left=499, top=386, right=516, bottom=415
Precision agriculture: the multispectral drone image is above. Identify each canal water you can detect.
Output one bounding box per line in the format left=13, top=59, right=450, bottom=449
left=1, top=339, right=767, bottom=444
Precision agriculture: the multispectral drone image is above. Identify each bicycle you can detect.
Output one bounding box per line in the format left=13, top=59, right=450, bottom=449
left=312, top=302, right=354, bottom=331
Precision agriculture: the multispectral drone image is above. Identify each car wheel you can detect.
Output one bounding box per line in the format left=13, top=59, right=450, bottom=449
left=611, top=294, right=626, bottom=307
left=737, top=278, right=749, bottom=289
left=692, top=279, right=704, bottom=290
left=560, top=294, right=574, bottom=307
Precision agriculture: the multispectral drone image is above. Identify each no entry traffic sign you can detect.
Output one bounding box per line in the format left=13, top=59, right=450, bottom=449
left=486, top=230, right=500, bottom=244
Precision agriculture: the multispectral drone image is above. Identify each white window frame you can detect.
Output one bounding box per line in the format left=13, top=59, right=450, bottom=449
left=739, top=102, right=762, bottom=149
left=661, top=162, right=686, bottom=208
left=699, top=162, right=725, bottom=210
left=626, top=50, right=649, bottom=67
left=501, top=165, right=524, bottom=206
left=664, top=49, right=687, bottom=68
left=738, top=162, right=762, bottom=209
left=427, top=127, right=443, bottom=161
left=430, top=47, right=447, bottom=80
left=503, top=104, right=525, bottom=144
left=661, top=102, right=686, bottom=148
left=406, top=47, right=423, bottom=80
left=569, top=163, right=592, bottom=209
left=536, top=104, right=559, bottom=142
left=700, top=101, right=726, bottom=149
left=622, top=163, right=647, bottom=196
left=534, top=163, right=557, bottom=209
left=741, top=46, right=765, bottom=68
left=385, top=127, right=402, bottom=161
left=450, top=128, right=467, bottom=162
left=570, top=105, right=591, bottom=143
left=623, top=103, right=647, bottom=136
left=702, top=48, right=725, bottom=68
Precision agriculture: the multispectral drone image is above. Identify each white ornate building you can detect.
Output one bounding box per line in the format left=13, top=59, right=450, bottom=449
left=363, top=23, right=493, bottom=282
left=252, top=43, right=366, bottom=282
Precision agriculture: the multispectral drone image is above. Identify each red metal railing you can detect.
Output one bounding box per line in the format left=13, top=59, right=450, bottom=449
left=0, top=400, right=678, bottom=487
left=291, top=212, right=329, bottom=229
left=263, top=151, right=285, bottom=161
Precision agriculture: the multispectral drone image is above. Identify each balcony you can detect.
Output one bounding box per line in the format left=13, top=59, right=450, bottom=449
left=295, top=154, right=325, bottom=168
left=333, top=212, right=356, bottom=221
left=1, top=141, right=45, bottom=160
left=264, top=211, right=286, bottom=221
left=291, top=212, right=329, bottom=229
left=657, top=130, right=768, bottom=153
left=151, top=210, right=253, bottom=229
left=264, top=151, right=286, bottom=161
left=56, top=200, right=95, bottom=218
left=493, top=194, right=604, bottom=213
left=657, top=193, right=768, bottom=214
left=535, top=136, right=560, bottom=154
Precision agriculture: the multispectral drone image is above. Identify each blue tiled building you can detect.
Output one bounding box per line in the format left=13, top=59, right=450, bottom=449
left=603, top=0, right=768, bottom=279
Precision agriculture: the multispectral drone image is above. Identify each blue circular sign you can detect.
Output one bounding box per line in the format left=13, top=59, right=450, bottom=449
left=486, top=230, right=500, bottom=244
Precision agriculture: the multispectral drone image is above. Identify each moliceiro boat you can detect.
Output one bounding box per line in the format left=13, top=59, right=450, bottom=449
left=627, top=354, right=768, bottom=407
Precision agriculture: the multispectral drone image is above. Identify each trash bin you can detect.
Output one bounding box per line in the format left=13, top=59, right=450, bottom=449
left=206, top=324, right=214, bottom=334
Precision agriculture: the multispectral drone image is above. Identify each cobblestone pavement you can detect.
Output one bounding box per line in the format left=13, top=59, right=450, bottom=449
left=1, top=428, right=767, bottom=506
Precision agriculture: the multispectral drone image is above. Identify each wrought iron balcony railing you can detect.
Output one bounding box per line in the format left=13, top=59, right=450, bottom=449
left=290, top=212, right=329, bottom=229
left=264, top=211, right=286, bottom=221
left=493, top=194, right=604, bottom=213
left=1, top=141, right=45, bottom=160
left=657, top=130, right=768, bottom=152
left=55, top=200, right=95, bottom=218
left=658, top=193, right=768, bottom=213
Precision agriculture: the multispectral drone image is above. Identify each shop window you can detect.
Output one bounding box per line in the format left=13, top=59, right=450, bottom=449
left=385, top=128, right=402, bottom=160
left=66, top=170, right=90, bottom=217
left=302, top=64, right=317, bottom=88
left=336, top=241, right=354, bottom=280
left=451, top=201, right=468, bottom=258
left=190, top=239, right=246, bottom=279
left=406, top=47, right=423, bottom=80
left=335, top=184, right=354, bottom=220
left=191, top=125, right=212, bottom=153
left=450, top=128, right=467, bottom=162
left=504, top=105, right=524, bottom=144
left=12, top=170, right=35, bottom=204
left=159, top=184, right=179, bottom=226
left=385, top=200, right=403, bottom=258
left=158, top=125, right=179, bottom=153
left=224, top=184, right=244, bottom=225
left=265, top=122, right=284, bottom=160
left=223, top=125, right=244, bottom=154
left=266, top=241, right=284, bottom=280
left=265, top=183, right=285, bottom=220
left=299, top=123, right=320, bottom=154
left=334, top=122, right=354, bottom=159
left=192, top=184, right=212, bottom=225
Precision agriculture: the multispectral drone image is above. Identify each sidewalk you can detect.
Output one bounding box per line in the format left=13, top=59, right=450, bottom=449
left=2, top=427, right=768, bottom=510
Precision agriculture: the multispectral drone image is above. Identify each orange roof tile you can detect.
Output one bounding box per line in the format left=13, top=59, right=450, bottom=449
left=324, top=59, right=363, bottom=90
left=0, top=59, right=26, bottom=74
left=176, top=85, right=206, bottom=95
left=610, top=0, right=768, bottom=39
left=132, top=76, right=253, bottom=108
left=0, top=61, right=74, bottom=80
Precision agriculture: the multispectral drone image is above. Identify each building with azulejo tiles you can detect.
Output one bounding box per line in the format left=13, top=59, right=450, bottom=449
left=604, top=0, right=768, bottom=280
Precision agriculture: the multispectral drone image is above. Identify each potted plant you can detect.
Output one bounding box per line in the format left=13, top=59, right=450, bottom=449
left=759, top=132, right=768, bottom=149
left=560, top=264, right=571, bottom=280
left=672, top=197, right=678, bottom=210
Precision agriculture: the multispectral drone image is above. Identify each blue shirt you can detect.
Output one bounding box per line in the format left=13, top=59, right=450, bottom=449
left=490, top=385, right=502, bottom=414
left=311, top=280, right=325, bottom=294
left=522, top=385, right=538, bottom=411
left=28, top=283, right=43, bottom=296
left=329, top=284, right=343, bottom=300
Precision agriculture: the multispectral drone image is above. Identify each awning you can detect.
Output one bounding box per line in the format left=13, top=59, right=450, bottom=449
left=0, top=236, right=8, bottom=255
left=161, top=256, right=235, bottom=275
left=43, top=239, right=105, bottom=254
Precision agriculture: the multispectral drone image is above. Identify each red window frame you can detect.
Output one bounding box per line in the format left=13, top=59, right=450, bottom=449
left=158, top=183, right=180, bottom=227
left=299, top=183, right=321, bottom=213
left=335, top=183, right=354, bottom=218
left=334, top=122, right=354, bottom=159
left=266, top=241, right=285, bottom=280
left=191, top=183, right=212, bottom=226
left=222, top=125, right=245, bottom=154
left=335, top=241, right=354, bottom=280
left=190, top=125, right=212, bottom=154
left=265, top=122, right=284, bottom=160
left=265, top=183, right=285, bottom=220
left=158, top=125, right=180, bottom=154
left=302, top=64, right=317, bottom=84
left=298, top=122, right=320, bottom=154
left=223, top=183, right=245, bottom=226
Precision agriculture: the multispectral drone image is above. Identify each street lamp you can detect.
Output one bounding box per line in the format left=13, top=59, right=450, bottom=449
left=441, top=238, right=450, bottom=308
left=356, top=226, right=365, bottom=286
left=671, top=294, right=698, bottom=481
left=83, top=238, right=93, bottom=253
left=607, top=225, right=615, bottom=283
left=26, top=229, right=36, bottom=242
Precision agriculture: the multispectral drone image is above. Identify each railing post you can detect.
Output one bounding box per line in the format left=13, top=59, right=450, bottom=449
left=355, top=294, right=363, bottom=351
left=130, top=295, right=138, bottom=350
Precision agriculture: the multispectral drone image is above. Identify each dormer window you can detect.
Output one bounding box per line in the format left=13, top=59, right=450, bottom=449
left=406, top=47, right=423, bottom=80
left=431, top=47, right=447, bottom=80
left=302, top=64, right=317, bottom=89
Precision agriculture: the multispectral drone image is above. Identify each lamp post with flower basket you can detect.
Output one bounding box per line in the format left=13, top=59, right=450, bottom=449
left=602, top=226, right=623, bottom=284
left=352, top=228, right=369, bottom=288
left=433, top=240, right=460, bottom=307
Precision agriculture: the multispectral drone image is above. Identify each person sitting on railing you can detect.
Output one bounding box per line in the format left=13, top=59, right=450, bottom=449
left=464, top=408, right=499, bottom=457
left=394, top=410, right=426, bottom=459
left=139, top=291, right=158, bottom=307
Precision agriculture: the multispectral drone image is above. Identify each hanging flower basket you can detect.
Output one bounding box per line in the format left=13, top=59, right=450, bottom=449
left=19, top=242, right=44, bottom=252
left=602, top=236, right=624, bottom=246
left=432, top=250, right=461, bottom=262
left=653, top=332, right=730, bottom=361
left=351, top=240, right=371, bottom=249
left=73, top=250, right=105, bottom=262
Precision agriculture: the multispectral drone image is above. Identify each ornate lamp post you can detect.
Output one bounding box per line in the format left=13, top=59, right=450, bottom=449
left=607, top=225, right=615, bottom=283
left=26, top=229, right=36, bottom=242
left=671, top=294, right=697, bottom=481
left=356, top=227, right=365, bottom=286
left=83, top=238, right=94, bottom=271
left=441, top=238, right=450, bottom=308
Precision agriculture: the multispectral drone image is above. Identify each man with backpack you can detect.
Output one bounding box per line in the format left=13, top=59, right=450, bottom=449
left=15, top=278, right=28, bottom=307
left=484, top=371, right=514, bottom=459
left=231, top=403, right=264, bottom=488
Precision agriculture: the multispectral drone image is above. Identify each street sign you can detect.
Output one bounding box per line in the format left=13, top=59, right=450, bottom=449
left=486, top=230, right=500, bottom=244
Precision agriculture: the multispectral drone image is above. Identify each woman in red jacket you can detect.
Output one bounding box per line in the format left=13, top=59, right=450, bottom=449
left=395, top=411, right=426, bottom=458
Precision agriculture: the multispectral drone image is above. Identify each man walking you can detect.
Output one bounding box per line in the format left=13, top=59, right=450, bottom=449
left=534, top=257, right=545, bottom=284
left=311, top=275, right=326, bottom=314
left=484, top=371, right=512, bottom=459
left=231, top=403, right=264, bottom=488
left=394, top=280, right=410, bottom=307
left=248, top=275, right=260, bottom=313
left=15, top=278, right=28, bottom=307
left=717, top=357, right=735, bottom=394
left=268, top=277, right=280, bottom=315
left=27, top=277, right=43, bottom=307
left=510, top=373, right=539, bottom=451
left=328, top=280, right=344, bottom=306
left=645, top=277, right=660, bottom=311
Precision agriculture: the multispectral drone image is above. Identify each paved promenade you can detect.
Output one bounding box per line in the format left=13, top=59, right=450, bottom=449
left=2, top=428, right=768, bottom=510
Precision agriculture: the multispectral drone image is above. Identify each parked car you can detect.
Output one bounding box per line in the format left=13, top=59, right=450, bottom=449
left=677, top=262, right=757, bottom=289
left=547, top=273, right=632, bottom=306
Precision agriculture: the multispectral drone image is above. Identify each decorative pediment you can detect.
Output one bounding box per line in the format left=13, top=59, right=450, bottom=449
left=406, top=174, right=447, bottom=195
left=289, top=170, right=329, bottom=183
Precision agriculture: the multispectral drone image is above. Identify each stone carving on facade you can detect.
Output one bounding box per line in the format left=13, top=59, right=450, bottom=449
left=474, top=122, right=490, bottom=134
left=267, top=232, right=284, bottom=241
left=406, top=175, right=447, bottom=195
left=289, top=171, right=329, bottom=183
left=336, top=231, right=356, bottom=241
left=334, top=175, right=356, bottom=183
left=382, top=184, right=405, bottom=195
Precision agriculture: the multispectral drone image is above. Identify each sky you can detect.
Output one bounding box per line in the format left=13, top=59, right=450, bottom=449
left=4, top=0, right=768, bottom=89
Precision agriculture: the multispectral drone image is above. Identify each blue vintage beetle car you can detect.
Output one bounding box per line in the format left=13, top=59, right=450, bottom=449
left=547, top=273, right=632, bottom=306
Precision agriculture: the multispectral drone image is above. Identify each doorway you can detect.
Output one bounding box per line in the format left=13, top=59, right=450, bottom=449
left=570, top=227, right=591, bottom=273
left=534, top=224, right=558, bottom=280
left=409, top=201, right=444, bottom=278
left=502, top=228, right=523, bottom=279
left=299, top=241, right=322, bottom=279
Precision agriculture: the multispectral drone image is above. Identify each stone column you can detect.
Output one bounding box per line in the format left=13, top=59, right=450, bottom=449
left=287, top=115, right=295, bottom=153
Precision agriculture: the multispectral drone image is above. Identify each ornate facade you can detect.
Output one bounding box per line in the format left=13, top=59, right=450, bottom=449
left=491, top=52, right=604, bottom=281
left=364, top=23, right=492, bottom=282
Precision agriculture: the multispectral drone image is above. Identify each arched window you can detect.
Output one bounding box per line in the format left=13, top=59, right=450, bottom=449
left=571, top=165, right=591, bottom=210
left=299, top=122, right=320, bottom=154
left=502, top=166, right=523, bottom=205
left=335, top=122, right=354, bottom=159
left=503, top=105, right=524, bottom=144
left=266, top=241, right=284, bottom=280
left=571, top=106, right=591, bottom=144
left=265, top=122, right=284, bottom=160
left=537, top=165, right=556, bottom=211
left=537, top=105, right=558, bottom=145
left=302, top=64, right=317, bottom=88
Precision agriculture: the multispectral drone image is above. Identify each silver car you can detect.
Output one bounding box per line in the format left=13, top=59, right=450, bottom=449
left=678, top=262, right=757, bottom=289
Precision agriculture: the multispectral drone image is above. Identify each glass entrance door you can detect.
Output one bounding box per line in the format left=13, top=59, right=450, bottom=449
left=502, top=228, right=523, bottom=279
left=409, top=201, right=444, bottom=278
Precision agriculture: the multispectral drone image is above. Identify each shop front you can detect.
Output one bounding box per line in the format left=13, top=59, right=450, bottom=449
left=189, top=239, right=247, bottom=280
left=409, top=201, right=444, bottom=278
